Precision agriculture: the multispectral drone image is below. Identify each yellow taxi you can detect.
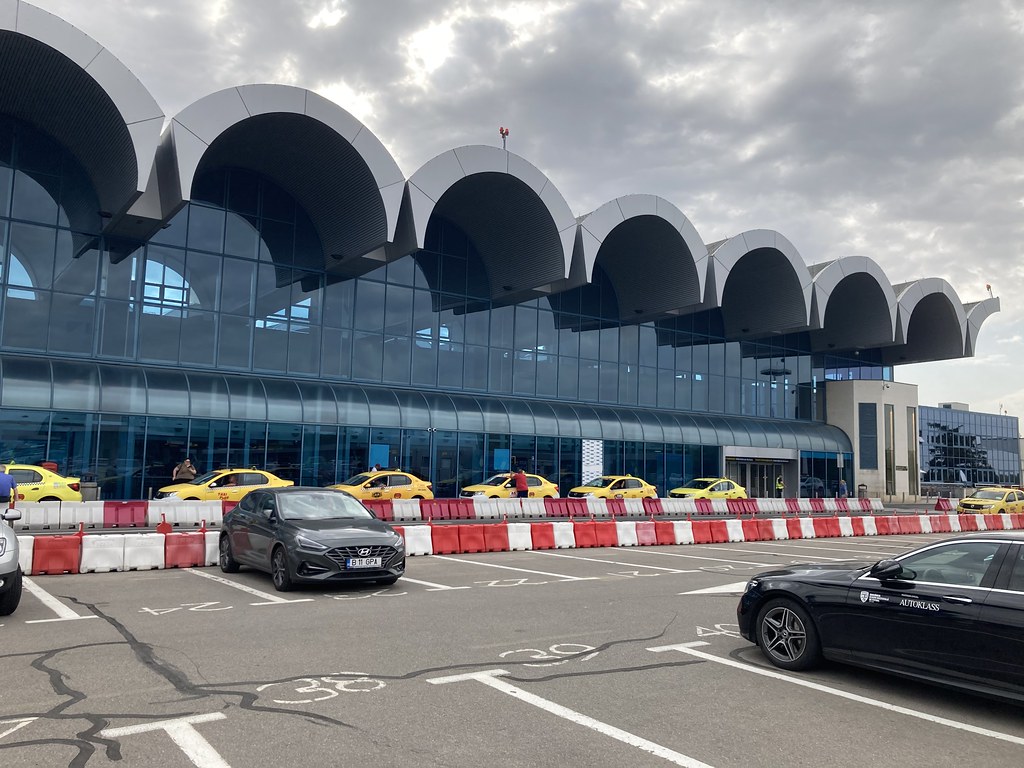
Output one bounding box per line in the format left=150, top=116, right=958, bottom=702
left=460, top=473, right=560, bottom=499
left=956, top=487, right=1021, bottom=515
left=669, top=477, right=747, bottom=499
left=5, top=464, right=83, bottom=503
left=328, top=470, right=434, bottom=500
left=568, top=475, right=657, bottom=499
left=155, top=468, right=293, bottom=502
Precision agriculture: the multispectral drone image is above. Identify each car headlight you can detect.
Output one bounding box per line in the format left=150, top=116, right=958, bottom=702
left=472, top=491, right=488, bottom=497
left=0, top=539, right=6, bottom=557
left=744, top=578, right=760, bottom=594
left=295, top=535, right=327, bottom=551
left=393, top=535, right=405, bottom=550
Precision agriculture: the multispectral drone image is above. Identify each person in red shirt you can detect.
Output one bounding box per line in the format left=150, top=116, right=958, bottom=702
left=513, top=468, right=529, bottom=498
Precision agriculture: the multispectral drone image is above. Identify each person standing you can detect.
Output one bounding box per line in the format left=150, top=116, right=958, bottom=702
left=0, top=465, right=17, bottom=507
left=173, top=458, right=197, bottom=483
left=514, top=468, right=529, bottom=498
left=775, top=475, right=785, bottom=499
left=838, top=478, right=848, bottom=498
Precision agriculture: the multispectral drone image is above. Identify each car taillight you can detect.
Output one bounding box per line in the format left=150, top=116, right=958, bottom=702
left=69, top=482, right=80, bottom=492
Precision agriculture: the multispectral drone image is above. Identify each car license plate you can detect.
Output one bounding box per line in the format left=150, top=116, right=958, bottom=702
left=346, top=557, right=382, bottom=569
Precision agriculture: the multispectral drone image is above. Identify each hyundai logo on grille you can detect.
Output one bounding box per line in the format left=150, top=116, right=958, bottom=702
left=358, top=547, right=371, bottom=557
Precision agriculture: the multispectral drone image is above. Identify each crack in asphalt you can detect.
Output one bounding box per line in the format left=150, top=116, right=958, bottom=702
left=3, top=603, right=700, bottom=766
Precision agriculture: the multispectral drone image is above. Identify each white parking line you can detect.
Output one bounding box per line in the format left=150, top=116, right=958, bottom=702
left=530, top=550, right=700, bottom=573
left=618, top=549, right=775, bottom=567
left=700, top=546, right=846, bottom=561
left=427, top=669, right=713, bottom=767
left=433, top=555, right=598, bottom=581
left=22, top=577, right=98, bottom=624
left=184, top=569, right=314, bottom=605
left=648, top=642, right=1024, bottom=747
left=400, top=576, right=471, bottom=591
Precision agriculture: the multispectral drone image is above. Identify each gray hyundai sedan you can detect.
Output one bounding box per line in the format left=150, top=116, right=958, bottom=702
left=219, top=487, right=405, bottom=591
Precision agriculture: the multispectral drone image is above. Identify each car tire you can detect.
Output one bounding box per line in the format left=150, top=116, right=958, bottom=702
left=755, top=598, right=821, bottom=671
left=271, top=546, right=293, bottom=592
left=377, top=575, right=399, bottom=586
left=219, top=535, right=240, bottom=573
left=0, top=568, right=23, bottom=616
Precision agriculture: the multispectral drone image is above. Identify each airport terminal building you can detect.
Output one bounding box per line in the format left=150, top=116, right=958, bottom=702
left=0, top=3, right=1002, bottom=499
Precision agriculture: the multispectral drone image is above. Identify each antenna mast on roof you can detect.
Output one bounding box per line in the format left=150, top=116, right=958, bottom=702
left=499, top=126, right=509, bottom=150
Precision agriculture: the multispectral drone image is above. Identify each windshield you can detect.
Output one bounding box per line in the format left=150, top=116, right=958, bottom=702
left=582, top=477, right=616, bottom=488
left=971, top=489, right=1006, bottom=500
left=682, top=479, right=715, bottom=490
left=340, top=474, right=373, bottom=486
left=482, top=474, right=513, bottom=486
left=279, top=492, right=375, bottom=521
left=188, top=471, right=222, bottom=486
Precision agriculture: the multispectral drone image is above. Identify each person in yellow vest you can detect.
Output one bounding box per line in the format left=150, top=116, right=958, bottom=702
left=775, top=475, right=785, bottom=498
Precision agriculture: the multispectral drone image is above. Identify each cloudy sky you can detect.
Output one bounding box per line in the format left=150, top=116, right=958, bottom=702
left=32, top=0, right=1024, bottom=416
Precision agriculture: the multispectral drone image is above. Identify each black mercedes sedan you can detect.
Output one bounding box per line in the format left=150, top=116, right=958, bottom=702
left=219, top=487, right=405, bottom=591
left=737, top=532, right=1024, bottom=702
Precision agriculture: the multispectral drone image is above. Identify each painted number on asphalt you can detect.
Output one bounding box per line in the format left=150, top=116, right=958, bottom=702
left=498, top=643, right=599, bottom=667
left=139, top=602, right=233, bottom=616
left=695, top=623, right=741, bottom=639
left=256, top=673, right=387, bottom=704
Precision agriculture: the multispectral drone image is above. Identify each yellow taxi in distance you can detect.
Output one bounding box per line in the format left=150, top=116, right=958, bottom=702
left=568, top=475, right=657, bottom=499
left=460, top=473, right=560, bottom=499
left=155, top=469, right=293, bottom=502
left=6, top=464, right=83, bottom=503
left=328, top=470, right=434, bottom=500
left=669, top=477, right=748, bottom=499
left=956, top=487, right=1020, bottom=515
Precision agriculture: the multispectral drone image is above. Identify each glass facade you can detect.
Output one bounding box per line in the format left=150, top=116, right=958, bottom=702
left=0, top=116, right=857, bottom=498
left=919, top=405, right=1021, bottom=488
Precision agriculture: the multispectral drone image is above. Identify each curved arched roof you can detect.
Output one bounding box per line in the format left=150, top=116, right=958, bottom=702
left=578, top=195, right=708, bottom=321
left=165, top=84, right=404, bottom=277
left=808, top=256, right=898, bottom=351
left=881, top=279, right=969, bottom=365
left=406, top=146, right=576, bottom=300
left=0, top=1, right=163, bottom=226
left=710, top=230, right=813, bottom=337
left=964, top=297, right=1000, bottom=357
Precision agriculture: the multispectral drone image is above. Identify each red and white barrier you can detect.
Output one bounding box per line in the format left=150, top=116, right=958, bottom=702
left=80, top=533, right=126, bottom=573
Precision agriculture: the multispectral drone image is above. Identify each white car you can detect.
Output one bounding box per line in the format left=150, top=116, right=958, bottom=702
left=0, top=508, right=23, bottom=615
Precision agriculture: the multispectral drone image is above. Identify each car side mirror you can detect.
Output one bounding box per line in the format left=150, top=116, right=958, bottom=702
left=2, top=509, right=21, bottom=522
left=869, top=559, right=904, bottom=581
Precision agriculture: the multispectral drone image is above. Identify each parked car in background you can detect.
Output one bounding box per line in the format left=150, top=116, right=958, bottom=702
left=957, top=487, right=1021, bottom=515
left=800, top=476, right=826, bottom=497
left=155, top=469, right=293, bottom=502
left=329, top=470, right=434, bottom=500
left=7, top=464, right=82, bottom=503
left=460, top=473, right=559, bottom=499
left=219, top=487, right=405, bottom=591
left=0, top=508, right=23, bottom=615
left=568, top=475, right=657, bottom=499
left=737, top=533, right=1024, bottom=702
left=668, top=478, right=747, bottom=499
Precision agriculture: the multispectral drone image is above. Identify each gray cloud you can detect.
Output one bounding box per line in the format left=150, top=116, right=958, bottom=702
left=30, top=0, right=1024, bottom=414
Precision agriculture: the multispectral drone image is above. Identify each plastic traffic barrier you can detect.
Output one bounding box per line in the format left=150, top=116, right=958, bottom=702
left=59, top=501, right=104, bottom=530
left=363, top=499, right=394, bottom=521
left=17, top=502, right=61, bottom=531
left=642, top=497, right=664, bottom=516
left=741, top=519, right=762, bottom=542
left=17, top=535, right=33, bottom=573
left=614, top=520, right=638, bottom=547
left=654, top=520, right=677, bottom=545
left=837, top=517, right=854, bottom=537
left=429, top=524, right=460, bottom=555
left=506, top=522, right=533, bottom=550
left=80, top=534, right=126, bottom=573
left=850, top=517, right=866, bottom=536
left=586, top=498, right=611, bottom=518
left=472, top=498, right=501, bottom=520
left=897, top=516, right=923, bottom=535
left=707, top=520, right=728, bottom=543
left=786, top=518, right=803, bottom=539
left=32, top=531, right=83, bottom=575
left=622, top=499, right=647, bottom=518
left=519, top=499, right=547, bottom=519
left=399, top=525, right=433, bottom=556
left=103, top=500, right=148, bottom=528
left=483, top=522, right=511, bottom=552
left=593, top=521, right=618, bottom=547
left=634, top=521, right=658, bottom=546
left=933, top=497, right=954, bottom=512
left=457, top=524, right=486, bottom=553
left=725, top=519, right=745, bottom=543
left=391, top=499, right=420, bottom=522
left=123, top=533, right=165, bottom=570
left=204, top=531, right=220, bottom=566
left=572, top=520, right=598, bottom=548
left=164, top=532, right=206, bottom=568
left=769, top=518, right=789, bottom=540
left=551, top=521, right=575, bottom=548
left=530, top=522, right=556, bottom=550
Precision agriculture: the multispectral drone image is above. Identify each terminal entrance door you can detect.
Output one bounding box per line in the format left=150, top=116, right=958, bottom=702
left=726, top=460, right=787, bottom=498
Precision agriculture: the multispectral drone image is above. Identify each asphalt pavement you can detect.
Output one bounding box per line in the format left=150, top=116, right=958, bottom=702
left=2, top=533, right=1022, bottom=767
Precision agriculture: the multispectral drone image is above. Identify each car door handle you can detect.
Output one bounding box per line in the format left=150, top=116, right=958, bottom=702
left=942, top=595, right=973, bottom=604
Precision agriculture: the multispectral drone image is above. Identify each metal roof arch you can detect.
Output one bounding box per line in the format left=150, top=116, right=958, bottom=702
left=0, top=2, right=163, bottom=231
left=405, top=145, right=576, bottom=302
left=965, top=297, right=1000, bottom=357
left=708, top=230, right=813, bottom=337
left=164, top=84, right=404, bottom=277
left=576, top=195, right=708, bottom=322
left=809, top=255, right=898, bottom=350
